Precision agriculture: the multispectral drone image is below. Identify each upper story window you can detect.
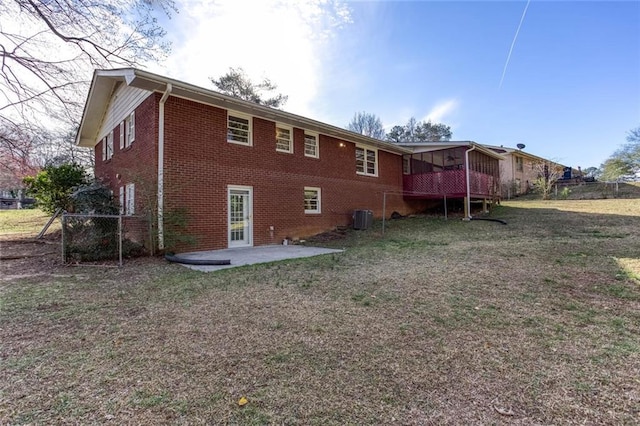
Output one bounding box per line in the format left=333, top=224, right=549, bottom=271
left=304, top=132, right=319, bottom=158
left=276, top=125, right=293, bottom=153
left=228, top=113, right=252, bottom=145
left=356, top=146, right=377, bottom=176
left=119, top=121, right=125, bottom=150
left=102, top=131, right=114, bottom=161
left=304, top=187, right=321, bottom=214
left=515, top=156, right=523, bottom=172
left=125, top=112, right=135, bottom=148
left=106, top=131, right=114, bottom=160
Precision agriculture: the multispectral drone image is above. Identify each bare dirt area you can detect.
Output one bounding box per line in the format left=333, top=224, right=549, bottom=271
left=0, top=234, right=61, bottom=280
left=1, top=202, right=640, bottom=424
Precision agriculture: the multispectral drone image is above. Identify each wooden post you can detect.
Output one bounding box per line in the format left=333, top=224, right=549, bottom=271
left=463, top=197, right=469, bottom=219
left=382, top=192, right=387, bottom=235
left=37, top=207, right=62, bottom=239
left=483, top=198, right=488, bottom=213
left=444, top=194, right=448, bottom=220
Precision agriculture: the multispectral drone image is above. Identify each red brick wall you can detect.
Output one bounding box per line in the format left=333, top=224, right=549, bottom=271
left=161, top=97, right=416, bottom=251
left=94, top=93, right=424, bottom=252
left=93, top=94, right=159, bottom=247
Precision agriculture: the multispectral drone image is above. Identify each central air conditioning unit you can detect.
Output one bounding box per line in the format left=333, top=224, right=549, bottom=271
left=353, top=209, right=373, bottom=230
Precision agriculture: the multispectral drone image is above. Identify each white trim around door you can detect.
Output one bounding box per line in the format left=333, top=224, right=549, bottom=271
left=227, top=185, right=253, bottom=248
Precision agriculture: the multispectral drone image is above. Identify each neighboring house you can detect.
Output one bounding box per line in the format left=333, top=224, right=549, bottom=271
left=76, top=68, right=425, bottom=252
left=398, top=142, right=503, bottom=217
left=484, top=145, right=566, bottom=198
left=0, top=189, right=35, bottom=209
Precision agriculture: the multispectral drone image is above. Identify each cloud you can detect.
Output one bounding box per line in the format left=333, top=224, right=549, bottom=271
left=422, top=99, right=459, bottom=124
left=151, top=0, right=352, bottom=117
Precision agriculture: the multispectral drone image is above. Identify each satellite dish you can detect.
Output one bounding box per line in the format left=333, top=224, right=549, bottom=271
left=516, top=143, right=525, bottom=150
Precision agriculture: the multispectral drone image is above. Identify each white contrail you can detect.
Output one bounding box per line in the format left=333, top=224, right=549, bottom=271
left=499, top=0, right=531, bottom=89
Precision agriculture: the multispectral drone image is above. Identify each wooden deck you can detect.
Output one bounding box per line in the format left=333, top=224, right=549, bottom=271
left=403, top=169, right=497, bottom=199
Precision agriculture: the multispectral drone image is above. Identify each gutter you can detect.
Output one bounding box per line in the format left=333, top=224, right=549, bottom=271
left=464, top=144, right=477, bottom=220
left=123, top=68, right=411, bottom=155
left=157, top=83, right=172, bottom=250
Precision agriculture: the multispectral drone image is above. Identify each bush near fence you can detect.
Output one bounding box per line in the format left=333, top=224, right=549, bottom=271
left=553, top=181, right=640, bottom=200
left=62, top=214, right=151, bottom=265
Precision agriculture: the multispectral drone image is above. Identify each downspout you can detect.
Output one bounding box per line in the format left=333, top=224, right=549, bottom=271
left=464, top=144, right=477, bottom=220
left=157, top=83, right=172, bottom=250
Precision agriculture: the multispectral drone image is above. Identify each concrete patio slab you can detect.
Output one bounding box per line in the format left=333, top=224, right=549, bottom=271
left=171, top=245, right=343, bottom=272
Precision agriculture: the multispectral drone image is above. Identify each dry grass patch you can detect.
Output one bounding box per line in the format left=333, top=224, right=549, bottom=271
left=616, top=258, right=640, bottom=282
left=2, top=200, right=640, bottom=424
left=0, top=209, right=59, bottom=238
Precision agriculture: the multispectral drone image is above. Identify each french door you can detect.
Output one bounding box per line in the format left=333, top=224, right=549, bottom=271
left=228, top=186, right=253, bottom=247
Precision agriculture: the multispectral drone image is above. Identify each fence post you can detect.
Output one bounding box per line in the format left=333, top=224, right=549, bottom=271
left=118, top=215, right=123, bottom=267
left=147, top=211, right=155, bottom=256
left=61, top=214, right=66, bottom=263
left=382, top=192, right=387, bottom=235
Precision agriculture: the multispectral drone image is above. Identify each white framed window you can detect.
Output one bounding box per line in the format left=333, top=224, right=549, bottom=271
left=403, top=157, right=410, bottom=175
left=125, top=183, right=135, bottom=216
left=304, top=187, right=321, bottom=214
left=119, top=186, right=125, bottom=215
left=304, top=132, right=319, bottom=158
left=101, top=137, right=107, bottom=162
left=276, top=125, right=293, bottom=153
left=119, top=121, right=125, bottom=150
left=106, top=131, right=114, bottom=160
left=125, top=112, right=135, bottom=148
left=227, top=113, right=252, bottom=145
left=356, top=146, right=378, bottom=176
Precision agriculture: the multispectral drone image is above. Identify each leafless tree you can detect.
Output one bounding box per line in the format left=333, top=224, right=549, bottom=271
left=0, top=120, right=40, bottom=189
left=0, top=0, right=174, bottom=167
left=532, top=160, right=564, bottom=200
left=346, top=111, right=386, bottom=139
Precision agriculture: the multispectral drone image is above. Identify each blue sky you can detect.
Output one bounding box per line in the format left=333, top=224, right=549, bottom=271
left=153, top=0, right=640, bottom=169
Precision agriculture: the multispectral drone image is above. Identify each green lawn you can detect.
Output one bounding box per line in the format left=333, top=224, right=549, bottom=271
left=0, top=209, right=59, bottom=237
left=1, top=199, right=639, bottom=424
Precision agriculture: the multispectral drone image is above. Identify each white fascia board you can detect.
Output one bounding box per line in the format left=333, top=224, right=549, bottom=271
left=127, top=69, right=411, bottom=155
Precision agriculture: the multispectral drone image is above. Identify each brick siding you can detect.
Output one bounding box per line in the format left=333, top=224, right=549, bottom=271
left=96, top=94, right=424, bottom=252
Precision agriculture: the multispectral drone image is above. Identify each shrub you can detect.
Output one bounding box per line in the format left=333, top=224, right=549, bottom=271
left=23, top=163, right=88, bottom=213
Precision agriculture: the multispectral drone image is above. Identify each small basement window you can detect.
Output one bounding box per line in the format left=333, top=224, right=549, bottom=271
left=304, top=187, right=321, bottom=214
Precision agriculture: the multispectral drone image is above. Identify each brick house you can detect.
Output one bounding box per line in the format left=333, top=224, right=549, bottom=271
left=484, top=145, right=566, bottom=198
left=76, top=68, right=425, bottom=252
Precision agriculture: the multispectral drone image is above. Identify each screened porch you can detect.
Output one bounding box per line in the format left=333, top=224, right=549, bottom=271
left=402, top=146, right=500, bottom=199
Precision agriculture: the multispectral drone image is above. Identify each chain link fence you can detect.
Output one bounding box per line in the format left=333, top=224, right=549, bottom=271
left=503, top=180, right=638, bottom=200
left=553, top=181, right=625, bottom=199
left=62, top=214, right=152, bottom=266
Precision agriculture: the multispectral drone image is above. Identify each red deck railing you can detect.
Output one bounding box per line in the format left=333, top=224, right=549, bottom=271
left=403, top=169, right=496, bottom=199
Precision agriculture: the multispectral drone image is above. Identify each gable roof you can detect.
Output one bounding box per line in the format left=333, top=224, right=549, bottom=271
left=397, top=141, right=504, bottom=160
left=482, top=144, right=564, bottom=166
left=76, top=68, right=411, bottom=155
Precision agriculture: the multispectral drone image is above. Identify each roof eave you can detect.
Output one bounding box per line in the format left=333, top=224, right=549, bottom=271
left=398, top=141, right=504, bottom=160
left=118, top=68, right=412, bottom=155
